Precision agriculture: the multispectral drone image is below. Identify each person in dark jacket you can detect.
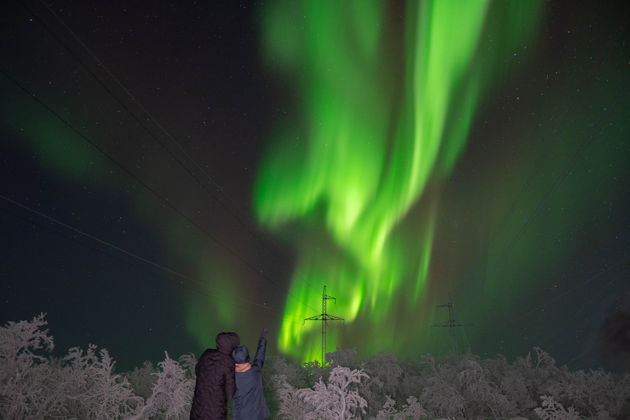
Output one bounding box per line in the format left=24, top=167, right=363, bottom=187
left=190, top=332, right=240, bottom=420
left=232, top=329, right=270, bottom=420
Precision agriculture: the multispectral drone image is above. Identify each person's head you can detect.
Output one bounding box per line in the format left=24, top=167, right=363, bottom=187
left=216, top=332, right=240, bottom=355
left=232, top=345, right=250, bottom=364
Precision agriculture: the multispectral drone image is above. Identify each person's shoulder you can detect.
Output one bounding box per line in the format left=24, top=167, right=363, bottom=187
left=217, top=352, right=234, bottom=364
left=202, top=350, right=233, bottom=366
left=198, top=348, right=219, bottom=361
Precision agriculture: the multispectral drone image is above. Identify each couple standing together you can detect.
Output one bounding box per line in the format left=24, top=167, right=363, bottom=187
left=190, top=329, right=270, bottom=420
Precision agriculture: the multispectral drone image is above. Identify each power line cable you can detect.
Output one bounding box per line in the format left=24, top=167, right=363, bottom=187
left=21, top=0, right=323, bottom=297
left=25, top=0, right=231, bottom=200
left=0, top=192, right=278, bottom=314
left=0, top=195, right=311, bottom=329
left=0, top=68, right=320, bottom=314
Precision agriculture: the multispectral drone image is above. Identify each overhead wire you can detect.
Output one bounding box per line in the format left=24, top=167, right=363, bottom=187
left=0, top=192, right=312, bottom=329
left=0, top=194, right=314, bottom=332
left=0, top=192, right=275, bottom=314
left=0, top=68, right=320, bottom=314
left=21, top=0, right=322, bottom=298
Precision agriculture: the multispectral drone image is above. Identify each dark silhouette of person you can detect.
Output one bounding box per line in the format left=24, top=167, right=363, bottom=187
left=190, top=332, right=240, bottom=420
left=231, top=329, right=270, bottom=420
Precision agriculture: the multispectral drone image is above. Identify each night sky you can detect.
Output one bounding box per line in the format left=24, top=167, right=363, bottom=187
left=1, top=0, right=629, bottom=372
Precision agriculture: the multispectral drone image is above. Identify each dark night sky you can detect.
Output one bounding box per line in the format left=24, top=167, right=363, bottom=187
left=1, top=0, right=287, bottom=369
left=1, top=0, right=629, bottom=371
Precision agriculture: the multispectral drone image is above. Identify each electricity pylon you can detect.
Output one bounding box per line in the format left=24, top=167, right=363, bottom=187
left=432, top=297, right=472, bottom=353
left=305, top=285, right=344, bottom=365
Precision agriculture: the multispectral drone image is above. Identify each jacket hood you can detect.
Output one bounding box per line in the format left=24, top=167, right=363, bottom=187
left=216, top=332, right=240, bottom=355
left=232, top=344, right=250, bottom=363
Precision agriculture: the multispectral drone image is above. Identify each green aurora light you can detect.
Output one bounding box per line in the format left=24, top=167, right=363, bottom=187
left=255, top=0, right=544, bottom=362
left=3, top=0, right=627, bottom=369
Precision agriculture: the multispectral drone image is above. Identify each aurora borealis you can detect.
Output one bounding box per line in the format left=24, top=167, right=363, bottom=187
left=1, top=0, right=629, bottom=372
left=255, top=0, right=545, bottom=362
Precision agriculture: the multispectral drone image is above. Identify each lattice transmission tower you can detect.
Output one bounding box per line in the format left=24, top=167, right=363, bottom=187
left=432, top=297, right=472, bottom=353
left=305, top=285, right=344, bottom=365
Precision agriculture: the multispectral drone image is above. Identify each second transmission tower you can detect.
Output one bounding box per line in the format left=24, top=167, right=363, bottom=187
left=432, top=298, right=471, bottom=353
left=305, top=285, right=344, bottom=365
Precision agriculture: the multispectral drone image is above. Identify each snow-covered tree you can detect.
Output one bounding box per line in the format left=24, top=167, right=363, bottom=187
left=56, top=344, right=142, bottom=419
left=457, top=358, right=517, bottom=417
left=125, top=361, right=158, bottom=400
left=272, top=373, right=314, bottom=419
left=329, top=348, right=360, bottom=369
left=374, top=395, right=429, bottom=420
left=359, top=352, right=404, bottom=417
left=274, top=366, right=369, bottom=420
left=534, top=395, right=580, bottom=420
left=2, top=315, right=630, bottom=419
left=128, top=352, right=194, bottom=420
left=0, top=313, right=58, bottom=418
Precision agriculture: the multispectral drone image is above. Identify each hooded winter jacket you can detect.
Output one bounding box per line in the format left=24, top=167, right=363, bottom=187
left=232, top=335, right=270, bottom=420
left=190, top=332, right=240, bottom=420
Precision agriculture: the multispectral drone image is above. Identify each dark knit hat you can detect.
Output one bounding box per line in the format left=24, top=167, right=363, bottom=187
left=232, top=345, right=250, bottom=363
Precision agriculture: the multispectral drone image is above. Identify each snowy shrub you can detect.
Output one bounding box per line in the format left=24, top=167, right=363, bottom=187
left=413, top=353, right=466, bottom=418
left=457, top=358, right=517, bottom=418
left=374, top=395, right=429, bottom=420
left=303, top=358, right=333, bottom=389
left=0, top=313, right=54, bottom=374
left=0, top=315, right=146, bottom=419
left=541, top=367, right=630, bottom=420
left=266, top=354, right=313, bottom=389
left=0, top=313, right=59, bottom=418
left=534, top=395, right=580, bottom=420
left=128, top=352, right=194, bottom=420
left=178, top=353, right=197, bottom=378
left=516, top=347, right=561, bottom=392
left=397, top=372, right=424, bottom=406
left=274, top=366, right=369, bottom=420
left=272, top=373, right=315, bottom=419
left=56, top=344, right=142, bottom=419
left=263, top=355, right=312, bottom=418
left=358, top=353, right=404, bottom=418
left=2, top=315, right=630, bottom=419
left=374, top=395, right=398, bottom=419
left=126, top=361, right=158, bottom=400
left=485, top=356, right=537, bottom=413
left=419, top=368, right=466, bottom=418
left=329, top=348, right=360, bottom=369
left=362, top=353, right=404, bottom=395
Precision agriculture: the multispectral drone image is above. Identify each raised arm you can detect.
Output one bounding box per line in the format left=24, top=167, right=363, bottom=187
left=252, top=329, right=268, bottom=370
